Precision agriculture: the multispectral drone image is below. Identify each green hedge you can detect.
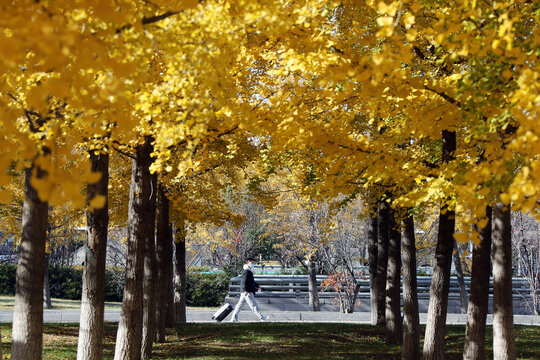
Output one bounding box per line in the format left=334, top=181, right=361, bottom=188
left=0, top=263, right=16, bottom=295
left=186, top=271, right=230, bottom=307
left=0, top=263, right=229, bottom=307
left=48, top=266, right=83, bottom=300
left=0, top=264, right=124, bottom=302
left=104, top=267, right=126, bottom=302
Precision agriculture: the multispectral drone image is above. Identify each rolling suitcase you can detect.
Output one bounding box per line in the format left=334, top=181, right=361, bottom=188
left=212, top=303, right=233, bottom=322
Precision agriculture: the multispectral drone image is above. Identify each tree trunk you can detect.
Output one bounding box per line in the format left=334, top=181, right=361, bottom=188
left=453, top=240, right=468, bottom=314
left=368, top=213, right=379, bottom=325
left=307, top=255, right=320, bottom=311
left=174, top=219, right=187, bottom=324
left=142, top=174, right=157, bottom=359
left=77, top=152, right=109, bottom=360
left=114, top=139, right=153, bottom=360
left=464, top=206, right=492, bottom=360
left=11, top=162, right=49, bottom=360
left=376, top=201, right=389, bottom=325
left=43, top=254, right=52, bottom=309
left=402, top=212, right=420, bottom=360
left=386, top=209, right=402, bottom=345
left=492, top=202, right=516, bottom=360
left=344, top=283, right=361, bottom=313
left=155, top=185, right=173, bottom=342
left=165, top=252, right=176, bottom=328
left=422, top=129, right=456, bottom=360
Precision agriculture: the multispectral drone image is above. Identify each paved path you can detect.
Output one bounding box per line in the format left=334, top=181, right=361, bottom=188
left=1, top=309, right=539, bottom=325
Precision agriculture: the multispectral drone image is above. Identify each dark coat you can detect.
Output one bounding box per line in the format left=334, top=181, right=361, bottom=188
left=240, top=268, right=259, bottom=293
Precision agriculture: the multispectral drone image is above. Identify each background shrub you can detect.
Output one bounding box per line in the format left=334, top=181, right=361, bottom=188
left=0, top=264, right=125, bottom=302
left=48, top=266, right=83, bottom=300
left=186, top=271, right=230, bottom=307
left=104, top=267, right=125, bottom=302
left=0, top=264, right=16, bottom=295
left=1, top=264, right=231, bottom=307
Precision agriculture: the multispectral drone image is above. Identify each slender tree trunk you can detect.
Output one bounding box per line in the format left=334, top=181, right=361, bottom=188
left=174, top=219, right=187, bottom=324
left=306, top=208, right=320, bottom=312
left=77, top=152, right=109, bottom=360
left=368, top=213, right=379, bottom=325
left=350, top=283, right=361, bottom=313
left=165, top=247, right=176, bottom=328
left=422, top=130, right=456, bottom=360
left=376, top=201, right=389, bottom=325
left=155, top=185, right=172, bottom=342
left=386, top=209, right=402, bottom=345
left=11, top=162, right=49, bottom=360
left=344, top=282, right=361, bottom=313
left=464, top=206, right=492, bottom=360
left=43, top=254, right=52, bottom=309
left=453, top=240, right=468, bottom=314
left=307, top=255, right=320, bottom=311
left=492, top=202, right=516, bottom=360
left=402, top=212, right=420, bottom=360
left=114, top=139, right=152, bottom=360
left=142, top=174, right=157, bottom=359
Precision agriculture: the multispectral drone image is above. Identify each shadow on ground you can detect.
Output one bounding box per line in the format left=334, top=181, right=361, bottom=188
left=1, top=322, right=540, bottom=359
left=165, top=323, right=395, bottom=360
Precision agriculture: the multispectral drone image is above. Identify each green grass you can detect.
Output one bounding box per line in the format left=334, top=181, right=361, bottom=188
left=0, top=296, right=217, bottom=311
left=1, top=323, right=539, bottom=359
left=0, top=295, right=122, bottom=310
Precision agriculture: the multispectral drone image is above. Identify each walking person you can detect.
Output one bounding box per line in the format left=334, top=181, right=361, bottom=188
left=230, top=258, right=269, bottom=322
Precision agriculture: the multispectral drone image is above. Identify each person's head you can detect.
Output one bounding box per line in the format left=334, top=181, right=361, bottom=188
left=246, top=257, right=256, bottom=266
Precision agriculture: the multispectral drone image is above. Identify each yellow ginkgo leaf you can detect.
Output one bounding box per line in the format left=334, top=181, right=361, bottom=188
left=87, top=171, right=103, bottom=184
left=89, top=194, right=107, bottom=211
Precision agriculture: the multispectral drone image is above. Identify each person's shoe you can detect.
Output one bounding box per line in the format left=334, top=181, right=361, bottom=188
left=259, top=315, right=269, bottom=321
left=230, top=318, right=238, bottom=322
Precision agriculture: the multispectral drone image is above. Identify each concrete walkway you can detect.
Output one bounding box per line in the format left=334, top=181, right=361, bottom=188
left=1, top=309, right=539, bottom=325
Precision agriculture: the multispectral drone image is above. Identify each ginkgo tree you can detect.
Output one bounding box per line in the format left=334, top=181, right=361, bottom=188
left=1, top=1, right=538, bottom=360
left=224, top=0, right=538, bottom=359
left=0, top=1, right=232, bottom=359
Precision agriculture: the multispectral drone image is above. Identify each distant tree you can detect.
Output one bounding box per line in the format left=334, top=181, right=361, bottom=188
left=513, top=212, right=540, bottom=315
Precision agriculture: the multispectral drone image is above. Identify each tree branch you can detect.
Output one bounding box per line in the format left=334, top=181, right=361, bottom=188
left=142, top=11, right=181, bottom=25
left=111, top=141, right=136, bottom=159
left=295, top=255, right=308, bottom=270
left=424, top=86, right=461, bottom=107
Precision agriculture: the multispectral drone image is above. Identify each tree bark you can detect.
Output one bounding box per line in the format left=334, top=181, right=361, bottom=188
left=155, top=184, right=173, bottom=342
left=386, top=209, right=402, bottom=345
left=376, top=201, right=389, bottom=325
left=368, top=213, right=379, bottom=325
left=307, top=255, right=320, bottom=311
left=11, top=162, right=49, bottom=360
left=402, top=212, right=420, bottom=360
left=453, top=240, right=468, bottom=314
left=492, top=202, right=516, bottom=360
left=464, top=206, right=492, bottom=360
left=165, top=250, right=176, bottom=328
left=77, top=152, right=109, bottom=360
left=43, top=254, right=52, bottom=309
left=114, top=139, right=152, bottom=360
left=174, top=219, right=187, bottom=324
left=142, top=174, right=157, bottom=359
left=422, top=129, right=456, bottom=360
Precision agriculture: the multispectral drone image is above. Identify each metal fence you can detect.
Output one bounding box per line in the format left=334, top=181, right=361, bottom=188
left=225, top=274, right=537, bottom=314
left=228, top=275, right=531, bottom=298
